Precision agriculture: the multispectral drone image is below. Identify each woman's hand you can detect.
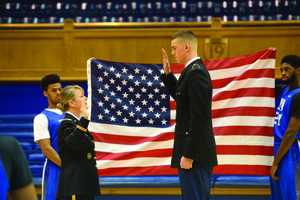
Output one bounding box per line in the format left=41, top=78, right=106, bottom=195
left=80, top=98, right=89, bottom=118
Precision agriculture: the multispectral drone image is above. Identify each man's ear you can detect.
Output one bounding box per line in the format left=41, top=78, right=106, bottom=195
left=297, top=67, right=300, bottom=75
left=43, top=91, right=48, bottom=97
left=184, top=43, right=190, bottom=52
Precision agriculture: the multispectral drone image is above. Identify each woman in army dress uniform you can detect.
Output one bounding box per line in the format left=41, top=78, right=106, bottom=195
left=56, top=85, right=100, bottom=200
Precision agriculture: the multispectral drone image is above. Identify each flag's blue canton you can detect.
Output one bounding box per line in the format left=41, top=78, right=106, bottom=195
left=91, top=60, right=170, bottom=127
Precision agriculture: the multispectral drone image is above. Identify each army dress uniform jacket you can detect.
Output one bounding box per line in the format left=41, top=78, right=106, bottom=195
left=160, top=58, right=218, bottom=169
left=56, top=113, right=100, bottom=199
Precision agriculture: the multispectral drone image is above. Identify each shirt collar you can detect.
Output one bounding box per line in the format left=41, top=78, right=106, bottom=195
left=185, top=57, right=200, bottom=68
left=66, top=111, right=80, bottom=120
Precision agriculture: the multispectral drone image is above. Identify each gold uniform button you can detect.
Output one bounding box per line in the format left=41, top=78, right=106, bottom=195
left=186, top=132, right=188, bottom=135
left=94, top=157, right=96, bottom=159
left=95, top=165, right=97, bottom=168
left=87, top=152, right=92, bottom=159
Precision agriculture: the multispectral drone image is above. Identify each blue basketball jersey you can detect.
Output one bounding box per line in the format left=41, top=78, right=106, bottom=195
left=40, top=109, right=64, bottom=200
left=41, top=109, right=65, bottom=153
left=274, top=87, right=300, bottom=144
left=272, top=87, right=300, bottom=200
left=0, top=156, right=9, bottom=200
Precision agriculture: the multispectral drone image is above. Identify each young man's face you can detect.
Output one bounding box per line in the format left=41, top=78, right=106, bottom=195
left=280, top=63, right=296, bottom=84
left=44, top=83, right=62, bottom=106
left=171, top=38, right=186, bottom=65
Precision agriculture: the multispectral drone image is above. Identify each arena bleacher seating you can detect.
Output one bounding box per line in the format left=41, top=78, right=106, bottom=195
left=0, top=0, right=299, bottom=23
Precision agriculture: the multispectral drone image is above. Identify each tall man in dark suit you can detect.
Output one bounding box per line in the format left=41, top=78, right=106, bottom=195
left=160, top=29, right=218, bottom=200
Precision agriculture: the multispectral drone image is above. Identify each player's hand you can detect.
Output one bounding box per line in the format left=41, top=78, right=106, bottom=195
left=180, top=156, right=193, bottom=169
left=162, top=49, right=171, bottom=75
left=270, top=164, right=279, bottom=181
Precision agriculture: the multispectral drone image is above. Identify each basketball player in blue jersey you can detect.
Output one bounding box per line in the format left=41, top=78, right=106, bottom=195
left=34, top=74, right=65, bottom=200
left=271, top=55, right=300, bottom=200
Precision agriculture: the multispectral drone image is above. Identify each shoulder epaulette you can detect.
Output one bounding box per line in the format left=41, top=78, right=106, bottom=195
left=192, top=63, right=201, bottom=70
left=62, top=118, right=73, bottom=122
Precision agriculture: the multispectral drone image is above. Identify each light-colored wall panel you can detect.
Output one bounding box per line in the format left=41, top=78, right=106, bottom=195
left=0, top=19, right=299, bottom=81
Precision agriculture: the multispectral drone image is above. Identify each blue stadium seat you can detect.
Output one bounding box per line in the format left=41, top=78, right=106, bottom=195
left=213, top=175, right=270, bottom=188
left=19, top=142, right=34, bottom=158
left=48, top=2, right=74, bottom=18
left=23, top=3, right=50, bottom=18
left=0, top=123, right=33, bottom=132
left=29, top=165, right=44, bottom=178
left=0, top=114, right=35, bottom=123
left=96, top=2, right=123, bottom=17
left=1, top=2, right=26, bottom=18
left=0, top=132, right=34, bottom=142
left=99, top=175, right=181, bottom=188
left=28, top=153, right=46, bottom=165
left=73, top=3, right=97, bottom=18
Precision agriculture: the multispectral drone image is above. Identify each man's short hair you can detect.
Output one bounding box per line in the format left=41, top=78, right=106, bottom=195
left=40, top=74, right=61, bottom=91
left=281, top=55, right=300, bottom=69
left=170, top=29, right=197, bottom=45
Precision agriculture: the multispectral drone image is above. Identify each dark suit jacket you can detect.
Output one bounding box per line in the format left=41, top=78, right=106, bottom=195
left=160, top=58, right=218, bottom=168
left=56, top=113, right=100, bottom=199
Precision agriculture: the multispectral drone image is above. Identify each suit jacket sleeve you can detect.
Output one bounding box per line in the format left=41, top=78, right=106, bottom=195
left=160, top=72, right=178, bottom=100
left=184, top=69, right=211, bottom=160
left=60, top=118, right=90, bottom=150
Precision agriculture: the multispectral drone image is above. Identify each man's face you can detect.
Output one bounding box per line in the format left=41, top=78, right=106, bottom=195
left=280, top=63, right=296, bottom=84
left=44, top=83, right=62, bottom=106
left=171, top=38, right=186, bottom=65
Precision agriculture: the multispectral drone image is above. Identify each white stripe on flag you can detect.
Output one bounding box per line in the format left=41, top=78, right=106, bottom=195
left=89, top=122, right=174, bottom=137
left=212, top=97, right=274, bottom=110
left=215, top=135, right=274, bottom=146
left=95, top=140, right=174, bottom=153
left=97, top=157, right=172, bottom=169
left=217, top=155, right=274, bottom=166
left=212, top=78, right=274, bottom=96
left=212, top=116, right=274, bottom=127
left=209, top=59, right=275, bottom=80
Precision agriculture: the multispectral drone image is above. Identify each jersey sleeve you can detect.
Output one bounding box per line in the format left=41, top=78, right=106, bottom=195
left=291, top=91, right=300, bottom=118
left=33, top=114, right=50, bottom=142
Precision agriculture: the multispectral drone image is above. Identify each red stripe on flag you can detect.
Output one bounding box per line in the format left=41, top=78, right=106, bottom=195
left=213, top=126, right=274, bottom=136
left=204, top=49, right=276, bottom=70
left=212, top=107, right=275, bottom=118
left=213, top=165, right=271, bottom=175
left=96, top=149, right=173, bottom=161
left=212, top=69, right=274, bottom=89
left=216, top=145, right=273, bottom=156
left=91, top=131, right=174, bottom=145
left=212, top=87, right=274, bottom=102
left=170, top=101, right=176, bottom=110
left=98, top=166, right=178, bottom=176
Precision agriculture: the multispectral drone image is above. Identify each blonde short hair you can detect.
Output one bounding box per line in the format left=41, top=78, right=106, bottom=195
left=171, top=29, right=197, bottom=46
left=56, top=85, right=84, bottom=112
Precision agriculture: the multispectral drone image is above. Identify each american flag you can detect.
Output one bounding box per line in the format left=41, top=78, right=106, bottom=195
left=87, top=48, right=276, bottom=176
